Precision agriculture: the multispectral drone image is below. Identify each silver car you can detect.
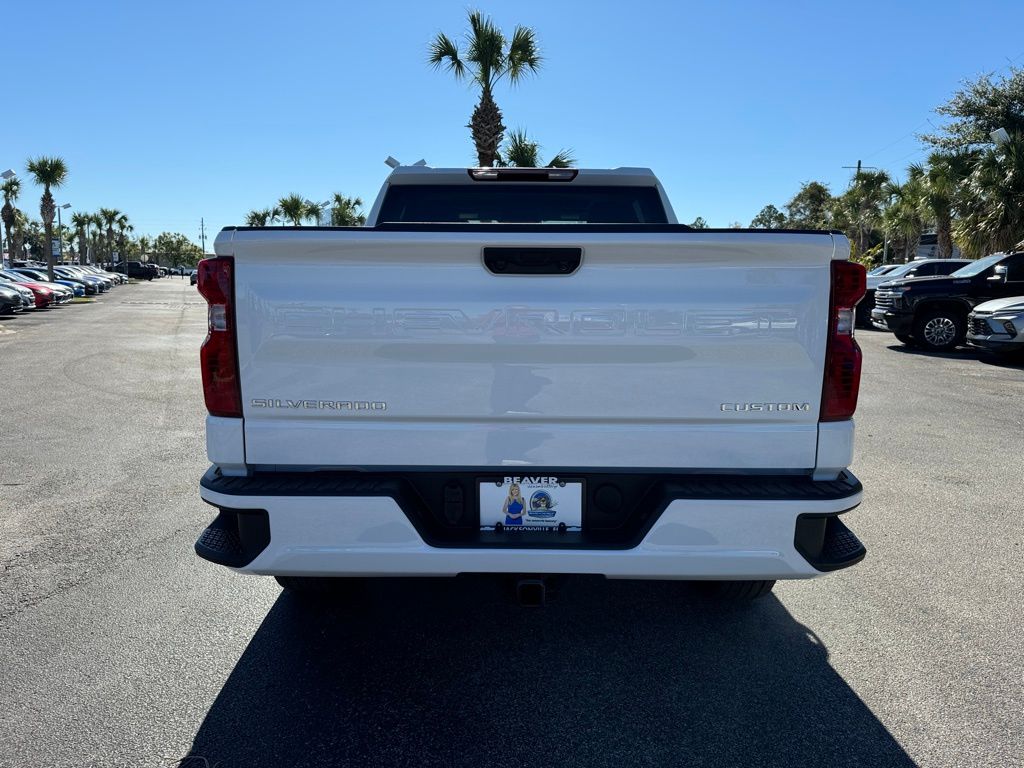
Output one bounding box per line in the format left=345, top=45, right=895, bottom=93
left=967, top=296, right=1024, bottom=357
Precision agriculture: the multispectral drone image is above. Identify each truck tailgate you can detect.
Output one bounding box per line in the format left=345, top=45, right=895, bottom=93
left=222, top=228, right=837, bottom=470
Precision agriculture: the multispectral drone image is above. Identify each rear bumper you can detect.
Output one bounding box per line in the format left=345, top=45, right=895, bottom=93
left=196, top=467, right=864, bottom=580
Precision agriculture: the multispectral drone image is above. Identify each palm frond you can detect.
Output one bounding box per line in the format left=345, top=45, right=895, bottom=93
left=278, top=194, right=307, bottom=226
left=428, top=33, right=466, bottom=79
left=330, top=193, right=366, bottom=226
left=502, top=128, right=540, bottom=167
left=303, top=200, right=325, bottom=223
left=546, top=149, right=575, bottom=168
left=465, top=10, right=506, bottom=90
left=25, top=156, right=69, bottom=188
left=245, top=209, right=270, bottom=227
left=505, top=26, right=542, bottom=85
left=1, top=177, right=19, bottom=202
left=954, top=133, right=1024, bottom=256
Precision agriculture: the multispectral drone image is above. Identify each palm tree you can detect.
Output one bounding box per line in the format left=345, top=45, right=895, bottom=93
left=497, top=128, right=575, bottom=168
left=910, top=152, right=974, bottom=259
left=955, top=133, right=1024, bottom=257
left=834, top=169, right=890, bottom=255
left=116, top=215, right=132, bottom=263
left=277, top=194, right=307, bottom=226
left=25, top=156, right=69, bottom=281
left=88, top=213, right=104, bottom=264
left=137, top=235, right=151, bottom=263
left=330, top=193, right=366, bottom=226
left=303, top=200, right=326, bottom=224
left=13, top=209, right=30, bottom=260
left=70, top=212, right=91, bottom=265
left=98, top=208, right=121, bottom=267
left=1, top=177, right=19, bottom=266
left=245, top=208, right=272, bottom=226
left=429, top=10, right=542, bottom=166
left=882, top=177, right=929, bottom=261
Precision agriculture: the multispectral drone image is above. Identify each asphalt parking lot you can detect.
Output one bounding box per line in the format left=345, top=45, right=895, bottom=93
left=0, top=279, right=1021, bottom=768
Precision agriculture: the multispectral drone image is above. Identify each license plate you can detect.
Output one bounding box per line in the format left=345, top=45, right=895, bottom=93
left=479, top=476, right=583, bottom=532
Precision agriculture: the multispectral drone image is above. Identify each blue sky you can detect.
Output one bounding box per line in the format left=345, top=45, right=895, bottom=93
left=3, top=0, right=1023, bottom=244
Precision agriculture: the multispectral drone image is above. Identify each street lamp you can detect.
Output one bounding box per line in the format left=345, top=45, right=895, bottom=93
left=991, top=127, right=1010, bottom=146
left=1, top=169, right=14, bottom=180
left=56, top=203, right=71, bottom=263
left=316, top=200, right=331, bottom=226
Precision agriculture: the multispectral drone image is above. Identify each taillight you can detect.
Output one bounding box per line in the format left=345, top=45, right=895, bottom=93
left=197, top=257, right=242, bottom=417
left=821, top=260, right=866, bottom=421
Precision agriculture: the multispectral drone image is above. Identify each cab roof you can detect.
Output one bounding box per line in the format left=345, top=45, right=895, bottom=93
left=384, top=166, right=661, bottom=186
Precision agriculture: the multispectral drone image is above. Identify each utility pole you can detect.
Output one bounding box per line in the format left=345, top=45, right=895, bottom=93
left=842, top=160, right=879, bottom=180
left=200, top=218, right=207, bottom=258
left=841, top=161, right=881, bottom=256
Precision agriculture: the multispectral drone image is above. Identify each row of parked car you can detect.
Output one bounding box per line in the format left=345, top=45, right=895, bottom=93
left=859, top=251, right=1024, bottom=358
left=0, top=261, right=129, bottom=313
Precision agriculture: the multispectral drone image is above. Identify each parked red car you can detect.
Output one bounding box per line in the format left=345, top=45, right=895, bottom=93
left=0, top=270, right=66, bottom=308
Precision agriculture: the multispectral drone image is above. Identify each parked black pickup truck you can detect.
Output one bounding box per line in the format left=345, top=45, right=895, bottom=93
left=112, top=261, right=159, bottom=280
left=871, top=251, right=1024, bottom=351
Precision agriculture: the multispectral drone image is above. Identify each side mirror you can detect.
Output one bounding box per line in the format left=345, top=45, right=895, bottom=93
left=988, top=266, right=1008, bottom=283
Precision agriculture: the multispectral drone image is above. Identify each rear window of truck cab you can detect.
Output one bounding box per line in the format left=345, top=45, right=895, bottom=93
left=377, top=184, right=669, bottom=224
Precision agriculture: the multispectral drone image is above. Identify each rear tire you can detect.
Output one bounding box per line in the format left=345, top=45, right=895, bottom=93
left=894, top=332, right=917, bottom=346
left=698, top=579, right=776, bottom=601
left=913, top=308, right=966, bottom=352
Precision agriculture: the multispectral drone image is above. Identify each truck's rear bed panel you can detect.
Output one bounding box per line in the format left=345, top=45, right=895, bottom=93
left=222, top=229, right=837, bottom=470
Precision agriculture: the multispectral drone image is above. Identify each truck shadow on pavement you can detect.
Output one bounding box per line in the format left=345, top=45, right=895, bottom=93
left=886, top=343, right=1024, bottom=368
left=885, top=343, right=976, bottom=361
left=185, top=577, right=914, bottom=768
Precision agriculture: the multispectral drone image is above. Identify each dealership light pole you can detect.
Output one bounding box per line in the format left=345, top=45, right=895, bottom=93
left=56, top=203, right=71, bottom=262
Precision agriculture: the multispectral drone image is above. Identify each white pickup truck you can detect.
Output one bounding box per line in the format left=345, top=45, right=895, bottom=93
left=195, top=166, right=867, bottom=604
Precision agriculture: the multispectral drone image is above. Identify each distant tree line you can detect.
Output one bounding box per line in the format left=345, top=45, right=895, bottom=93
left=1, top=157, right=203, bottom=273
left=245, top=193, right=366, bottom=227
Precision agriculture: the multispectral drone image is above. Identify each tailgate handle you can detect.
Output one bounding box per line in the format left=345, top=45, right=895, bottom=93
left=483, top=247, right=582, bottom=275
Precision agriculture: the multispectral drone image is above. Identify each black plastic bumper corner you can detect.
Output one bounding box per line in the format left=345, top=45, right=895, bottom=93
left=794, top=512, right=866, bottom=572
left=194, top=507, right=271, bottom=568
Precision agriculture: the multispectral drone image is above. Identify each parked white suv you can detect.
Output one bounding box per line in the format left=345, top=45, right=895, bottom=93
left=194, top=166, right=867, bottom=604
left=967, top=296, right=1024, bottom=356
